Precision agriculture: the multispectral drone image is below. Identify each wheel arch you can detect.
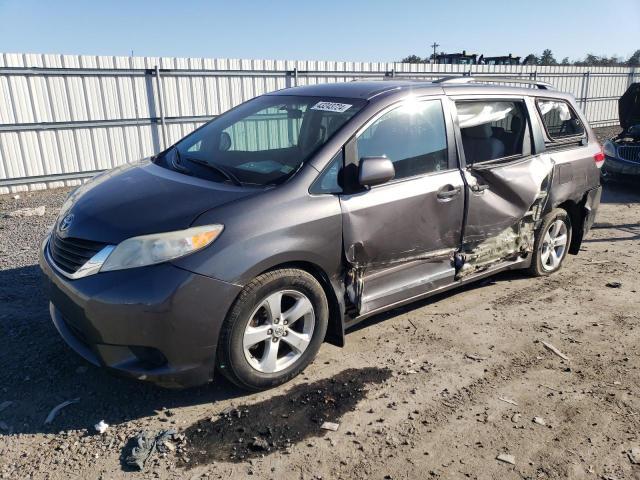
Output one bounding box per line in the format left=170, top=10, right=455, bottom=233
left=555, top=198, right=584, bottom=255
left=255, top=261, right=346, bottom=348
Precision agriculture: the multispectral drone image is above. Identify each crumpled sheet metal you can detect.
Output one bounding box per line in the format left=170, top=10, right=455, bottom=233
left=463, top=155, right=554, bottom=243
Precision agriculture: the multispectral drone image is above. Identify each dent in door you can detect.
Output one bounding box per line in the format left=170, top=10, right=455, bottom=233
left=457, top=156, right=555, bottom=278
left=341, top=171, right=464, bottom=314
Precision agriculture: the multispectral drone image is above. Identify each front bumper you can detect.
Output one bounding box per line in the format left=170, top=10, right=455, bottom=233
left=39, top=237, right=241, bottom=388
left=603, top=155, right=640, bottom=179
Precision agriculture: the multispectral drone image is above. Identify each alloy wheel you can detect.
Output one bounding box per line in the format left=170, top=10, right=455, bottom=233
left=243, top=289, right=315, bottom=373
left=540, top=219, right=568, bottom=272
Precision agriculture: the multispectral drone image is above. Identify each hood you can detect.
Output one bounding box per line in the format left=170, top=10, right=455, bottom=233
left=56, top=160, right=258, bottom=244
left=619, top=83, right=640, bottom=131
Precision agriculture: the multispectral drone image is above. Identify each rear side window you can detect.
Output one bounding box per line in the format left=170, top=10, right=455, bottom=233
left=356, top=99, right=448, bottom=180
left=536, top=99, right=585, bottom=141
left=455, top=100, right=528, bottom=165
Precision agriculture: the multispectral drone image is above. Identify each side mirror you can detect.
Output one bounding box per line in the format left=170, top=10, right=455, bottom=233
left=358, top=157, right=395, bottom=187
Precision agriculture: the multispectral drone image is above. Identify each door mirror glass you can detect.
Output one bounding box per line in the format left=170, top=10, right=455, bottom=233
left=359, top=156, right=395, bottom=187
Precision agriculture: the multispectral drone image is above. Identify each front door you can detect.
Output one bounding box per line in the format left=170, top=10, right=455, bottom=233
left=339, top=97, right=465, bottom=315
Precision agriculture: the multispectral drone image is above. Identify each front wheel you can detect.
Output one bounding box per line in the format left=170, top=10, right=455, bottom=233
left=528, top=208, right=572, bottom=276
left=217, top=268, right=328, bottom=391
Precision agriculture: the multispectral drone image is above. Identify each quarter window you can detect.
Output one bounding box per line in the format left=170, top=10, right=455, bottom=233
left=536, top=99, right=585, bottom=140
left=356, top=99, right=448, bottom=180
left=310, top=151, right=343, bottom=194
left=456, top=100, right=528, bottom=165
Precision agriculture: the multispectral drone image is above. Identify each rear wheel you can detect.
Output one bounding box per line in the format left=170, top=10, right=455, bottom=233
left=217, top=268, right=328, bottom=391
left=529, top=208, right=572, bottom=276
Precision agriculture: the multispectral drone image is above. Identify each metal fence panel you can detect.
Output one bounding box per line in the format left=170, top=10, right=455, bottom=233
left=0, top=52, right=638, bottom=193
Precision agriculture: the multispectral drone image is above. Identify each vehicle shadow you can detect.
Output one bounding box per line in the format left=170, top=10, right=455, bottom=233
left=0, top=264, right=247, bottom=436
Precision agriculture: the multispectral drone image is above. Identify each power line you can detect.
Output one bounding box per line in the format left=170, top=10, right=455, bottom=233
left=430, top=42, right=440, bottom=61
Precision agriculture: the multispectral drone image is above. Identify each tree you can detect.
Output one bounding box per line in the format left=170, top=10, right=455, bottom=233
left=561, top=57, right=570, bottom=65
left=573, top=54, right=627, bottom=66
left=401, top=55, right=426, bottom=64
left=522, top=54, right=539, bottom=65
left=628, top=50, right=640, bottom=66
left=539, top=49, right=557, bottom=66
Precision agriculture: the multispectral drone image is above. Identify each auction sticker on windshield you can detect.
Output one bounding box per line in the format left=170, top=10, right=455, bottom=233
left=311, top=101, right=353, bottom=113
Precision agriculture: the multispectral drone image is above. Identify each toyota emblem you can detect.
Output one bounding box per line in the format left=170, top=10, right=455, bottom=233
left=59, top=214, right=74, bottom=232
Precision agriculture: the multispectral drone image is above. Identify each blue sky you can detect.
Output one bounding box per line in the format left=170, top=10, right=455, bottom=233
left=0, top=0, right=638, bottom=62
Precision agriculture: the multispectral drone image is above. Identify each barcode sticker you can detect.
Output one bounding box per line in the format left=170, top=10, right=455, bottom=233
left=310, top=101, right=353, bottom=113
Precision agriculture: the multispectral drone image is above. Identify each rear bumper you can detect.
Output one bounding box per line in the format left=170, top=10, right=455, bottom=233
left=39, top=237, right=242, bottom=388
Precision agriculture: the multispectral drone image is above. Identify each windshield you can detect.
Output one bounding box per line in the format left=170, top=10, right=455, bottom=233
left=163, top=95, right=366, bottom=186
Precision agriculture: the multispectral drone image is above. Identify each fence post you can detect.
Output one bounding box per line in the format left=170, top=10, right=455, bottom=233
left=583, top=71, right=591, bottom=118
left=154, top=65, right=168, bottom=150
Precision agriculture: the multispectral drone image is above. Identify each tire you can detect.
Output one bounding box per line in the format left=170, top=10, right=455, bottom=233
left=528, top=208, right=572, bottom=277
left=217, top=268, right=328, bottom=391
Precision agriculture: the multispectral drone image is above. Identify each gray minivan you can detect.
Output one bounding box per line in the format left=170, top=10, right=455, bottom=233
left=39, top=78, right=603, bottom=390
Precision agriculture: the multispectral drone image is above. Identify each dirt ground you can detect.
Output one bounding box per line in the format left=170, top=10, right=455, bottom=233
left=1, top=128, right=640, bottom=480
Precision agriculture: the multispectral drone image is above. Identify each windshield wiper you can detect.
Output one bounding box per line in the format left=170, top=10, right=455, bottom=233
left=171, top=147, right=191, bottom=174
left=184, top=156, right=243, bottom=187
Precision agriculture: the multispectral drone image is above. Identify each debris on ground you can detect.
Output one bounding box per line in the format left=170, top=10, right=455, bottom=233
left=3, top=206, right=45, bottom=218
left=124, top=429, right=178, bottom=471
left=605, top=281, right=622, bottom=288
left=249, top=436, right=270, bottom=451
left=498, top=397, right=518, bottom=406
left=321, top=421, right=340, bottom=431
left=44, top=398, right=80, bottom=425
left=628, top=447, right=640, bottom=465
left=533, top=416, right=546, bottom=426
left=496, top=453, right=515, bottom=465
left=465, top=353, right=488, bottom=362
left=511, top=413, right=521, bottom=423
left=94, top=420, right=109, bottom=434
left=541, top=341, right=569, bottom=361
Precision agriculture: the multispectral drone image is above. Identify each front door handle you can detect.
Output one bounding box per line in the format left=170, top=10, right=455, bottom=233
left=437, top=185, right=461, bottom=200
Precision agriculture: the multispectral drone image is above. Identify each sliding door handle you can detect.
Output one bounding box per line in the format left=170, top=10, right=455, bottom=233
left=470, top=183, right=489, bottom=193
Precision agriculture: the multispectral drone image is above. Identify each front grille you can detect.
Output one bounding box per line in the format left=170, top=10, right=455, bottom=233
left=618, top=145, right=640, bottom=163
left=49, top=234, right=106, bottom=274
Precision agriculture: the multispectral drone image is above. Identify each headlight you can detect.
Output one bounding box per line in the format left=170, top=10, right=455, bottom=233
left=603, top=140, right=617, bottom=158
left=100, top=224, right=224, bottom=272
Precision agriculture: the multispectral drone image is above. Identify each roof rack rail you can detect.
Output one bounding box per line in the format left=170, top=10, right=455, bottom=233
left=433, top=76, right=554, bottom=90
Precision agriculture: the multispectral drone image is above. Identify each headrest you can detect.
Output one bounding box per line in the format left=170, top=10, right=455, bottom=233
left=511, top=116, right=522, bottom=132
left=464, top=123, right=492, bottom=139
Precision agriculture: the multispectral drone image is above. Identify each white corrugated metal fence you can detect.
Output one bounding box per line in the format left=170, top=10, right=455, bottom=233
left=0, top=52, right=638, bottom=193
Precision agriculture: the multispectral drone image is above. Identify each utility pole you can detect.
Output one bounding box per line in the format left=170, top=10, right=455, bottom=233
left=430, top=42, right=440, bottom=63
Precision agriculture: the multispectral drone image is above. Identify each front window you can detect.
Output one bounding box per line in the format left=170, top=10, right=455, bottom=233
left=166, top=95, right=365, bottom=186
left=356, top=99, right=449, bottom=180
